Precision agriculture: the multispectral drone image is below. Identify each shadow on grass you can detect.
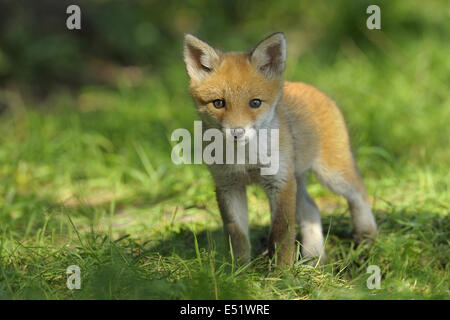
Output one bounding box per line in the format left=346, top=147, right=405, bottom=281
left=147, top=214, right=357, bottom=262
left=2, top=201, right=448, bottom=299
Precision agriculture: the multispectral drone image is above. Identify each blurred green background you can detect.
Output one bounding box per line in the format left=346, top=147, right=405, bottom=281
left=0, top=0, right=448, bottom=299
left=0, top=0, right=448, bottom=162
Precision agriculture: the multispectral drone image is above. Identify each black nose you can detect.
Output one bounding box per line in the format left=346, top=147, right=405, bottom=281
left=230, top=127, right=245, bottom=139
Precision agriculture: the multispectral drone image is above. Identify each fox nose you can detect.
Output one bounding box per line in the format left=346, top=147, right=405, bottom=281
left=230, top=127, right=245, bottom=139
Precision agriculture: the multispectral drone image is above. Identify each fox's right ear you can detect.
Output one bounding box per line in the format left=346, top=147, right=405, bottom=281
left=183, top=34, right=220, bottom=82
left=250, top=32, right=286, bottom=79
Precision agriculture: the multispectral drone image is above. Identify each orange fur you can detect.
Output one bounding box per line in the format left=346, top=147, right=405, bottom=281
left=183, top=33, right=377, bottom=266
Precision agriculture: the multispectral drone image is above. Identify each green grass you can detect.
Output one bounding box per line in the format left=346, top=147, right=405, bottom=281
left=0, top=10, right=449, bottom=299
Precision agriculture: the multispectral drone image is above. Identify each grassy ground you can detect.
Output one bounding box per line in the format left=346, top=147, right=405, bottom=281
left=0, top=16, right=449, bottom=299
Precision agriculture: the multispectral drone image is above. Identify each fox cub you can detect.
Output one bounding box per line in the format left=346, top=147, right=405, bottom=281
left=183, top=32, right=377, bottom=266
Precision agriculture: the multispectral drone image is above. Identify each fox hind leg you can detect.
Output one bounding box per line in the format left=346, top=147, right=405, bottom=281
left=313, top=157, right=377, bottom=242
left=295, top=174, right=326, bottom=264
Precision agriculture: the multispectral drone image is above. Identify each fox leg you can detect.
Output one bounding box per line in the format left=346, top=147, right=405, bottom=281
left=295, top=174, right=326, bottom=264
left=215, top=184, right=251, bottom=264
left=263, top=175, right=297, bottom=266
left=313, top=156, right=377, bottom=242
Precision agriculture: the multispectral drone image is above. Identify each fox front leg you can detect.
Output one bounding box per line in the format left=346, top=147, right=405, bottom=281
left=264, top=175, right=297, bottom=267
left=215, top=184, right=251, bottom=264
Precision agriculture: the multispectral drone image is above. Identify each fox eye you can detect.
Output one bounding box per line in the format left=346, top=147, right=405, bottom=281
left=249, top=99, right=262, bottom=108
left=212, top=99, right=225, bottom=109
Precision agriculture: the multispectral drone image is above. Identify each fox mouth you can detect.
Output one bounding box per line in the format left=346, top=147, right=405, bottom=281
left=222, top=132, right=249, bottom=145
left=223, top=126, right=256, bottom=146
left=234, top=136, right=250, bottom=146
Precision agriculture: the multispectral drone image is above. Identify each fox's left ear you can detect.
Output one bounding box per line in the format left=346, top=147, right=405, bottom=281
left=184, top=34, right=221, bottom=83
left=250, top=32, right=286, bottom=79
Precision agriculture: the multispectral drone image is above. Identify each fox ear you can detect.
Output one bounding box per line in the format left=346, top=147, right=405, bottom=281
left=250, top=32, right=286, bottom=78
left=184, top=34, right=220, bottom=82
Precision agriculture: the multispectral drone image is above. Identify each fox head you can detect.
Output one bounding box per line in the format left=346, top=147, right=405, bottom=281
left=183, top=33, right=286, bottom=143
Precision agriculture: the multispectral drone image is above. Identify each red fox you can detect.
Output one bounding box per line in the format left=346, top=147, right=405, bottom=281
left=183, top=32, right=377, bottom=266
